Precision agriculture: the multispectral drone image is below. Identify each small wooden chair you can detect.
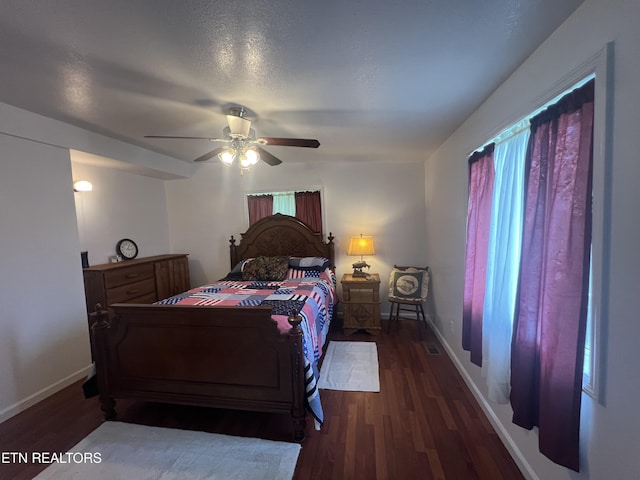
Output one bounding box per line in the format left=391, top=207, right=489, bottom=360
left=387, top=266, right=430, bottom=338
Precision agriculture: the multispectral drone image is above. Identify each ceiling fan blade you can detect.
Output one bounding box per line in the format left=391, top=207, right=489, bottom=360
left=257, top=137, right=320, bottom=148
left=256, top=147, right=283, bottom=166
left=194, top=147, right=226, bottom=162
left=144, top=136, right=231, bottom=144
left=145, top=135, right=215, bottom=140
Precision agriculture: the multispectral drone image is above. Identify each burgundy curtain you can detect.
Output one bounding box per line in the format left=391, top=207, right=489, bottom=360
left=295, top=190, right=322, bottom=233
left=510, top=80, right=594, bottom=471
left=247, top=194, right=273, bottom=226
left=462, top=144, right=495, bottom=366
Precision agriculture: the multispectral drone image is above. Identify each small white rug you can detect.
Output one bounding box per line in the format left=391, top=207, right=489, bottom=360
left=317, top=341, right=380, bottom=392
left=34, top=421, right=301, bottom=480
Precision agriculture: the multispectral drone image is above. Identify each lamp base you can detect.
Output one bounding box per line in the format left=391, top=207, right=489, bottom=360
left=352, top=260, right=371, bottom=277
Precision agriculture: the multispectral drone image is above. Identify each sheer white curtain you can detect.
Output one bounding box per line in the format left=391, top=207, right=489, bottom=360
left=272, top=192, right=296, bottom=216
left=481, top=126, right=529, bottom=403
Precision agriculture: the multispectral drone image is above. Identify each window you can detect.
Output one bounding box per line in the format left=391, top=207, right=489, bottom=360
left=462, top=69, right=607, bottom=469
left=465, top=68, right=606, bottom=398
left=462, top=44, right=612, bottom=471
left=464, top=76, right=596, bottom=380
left=246, top=188, right=324, bottom=233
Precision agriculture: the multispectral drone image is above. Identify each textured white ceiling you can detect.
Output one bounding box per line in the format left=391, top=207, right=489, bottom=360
left=0, top=0, right=584, bottom=168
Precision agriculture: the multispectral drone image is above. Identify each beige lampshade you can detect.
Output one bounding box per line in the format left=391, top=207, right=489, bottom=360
left=347, top=235, right=376, bottom=257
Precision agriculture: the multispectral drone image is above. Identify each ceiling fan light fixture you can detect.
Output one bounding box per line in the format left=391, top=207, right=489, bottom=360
left=240, top=154, right=258, bottom=169
left=244, top=147, right=260, bottom=165
left=226, top=115, right=251, bottom=137
left=239, top=156, right=251, bottom=168
left=218, top=147, right=236, bottom=165
left=144, top=104, right=319, bottom=170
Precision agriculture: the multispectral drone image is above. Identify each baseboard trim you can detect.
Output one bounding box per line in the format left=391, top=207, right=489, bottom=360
left=426, top=319, right=539, bottom=480
left=0, top=364, right=93, bottom=424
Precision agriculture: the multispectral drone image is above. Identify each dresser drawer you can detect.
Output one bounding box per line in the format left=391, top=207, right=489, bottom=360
left=106, top=278, right=156, bottom=304
left=83, top=254, right=189, bottom=360
left=125, top=292, right=158, bottom=305
left=104, top=264, right=154, bottom=289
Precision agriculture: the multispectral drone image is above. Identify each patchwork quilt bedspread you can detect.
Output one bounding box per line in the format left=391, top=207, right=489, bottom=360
left=155, top=269, right=337, bottom=428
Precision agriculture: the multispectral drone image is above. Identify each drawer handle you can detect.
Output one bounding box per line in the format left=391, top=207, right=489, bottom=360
left=126, top=289, right=140, bottom=295
left=125, top=273, right=140, bottom=279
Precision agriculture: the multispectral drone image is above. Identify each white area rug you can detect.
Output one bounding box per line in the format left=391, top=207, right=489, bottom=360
left=34, top=421, right=301, bottom=480
left=317, top=341, right=380, bottom=392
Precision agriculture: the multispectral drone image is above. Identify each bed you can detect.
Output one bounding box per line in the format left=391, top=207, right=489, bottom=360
left=90, top=214, right=336, bottom=441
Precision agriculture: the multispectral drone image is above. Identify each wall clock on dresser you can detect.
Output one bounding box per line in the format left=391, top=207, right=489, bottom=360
left=115, top=238, right=138, bottom=260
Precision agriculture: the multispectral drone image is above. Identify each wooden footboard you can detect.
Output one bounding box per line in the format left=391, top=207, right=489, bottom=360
left=91, top=303, right=307, bottom=441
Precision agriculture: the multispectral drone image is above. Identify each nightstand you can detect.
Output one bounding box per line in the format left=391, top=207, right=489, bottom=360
left=341, top=273, right=381, bottom=335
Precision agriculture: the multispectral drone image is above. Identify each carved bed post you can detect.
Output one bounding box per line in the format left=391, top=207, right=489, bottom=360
left=229, top=235, right=238, bottom=270
left=288, top=311, right=306, bottom=442
left=90, top=304, right=116, bottom=420
left=327, top=232, right=335, bottom=265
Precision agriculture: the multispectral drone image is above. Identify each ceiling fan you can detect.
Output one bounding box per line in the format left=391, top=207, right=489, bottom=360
left=145, top=106, right=320, bottom=173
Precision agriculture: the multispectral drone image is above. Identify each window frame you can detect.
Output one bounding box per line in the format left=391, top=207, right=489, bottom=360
left=582, top=42, right=613, bottom=401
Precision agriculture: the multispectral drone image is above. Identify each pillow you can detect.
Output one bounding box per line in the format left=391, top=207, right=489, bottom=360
left=230, top=258, right=252, bottom=274
left=288, top=256, right=331, bottom=271
left=388, top=267, right=429, bottom=301
left=242, top=256, right=289, bottom=281
left=287, top=267, right=323, bottom=280
left=220, top=258, right=254, bottom=280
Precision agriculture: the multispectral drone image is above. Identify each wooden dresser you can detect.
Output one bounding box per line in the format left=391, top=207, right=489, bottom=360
left=82, top=254, right=190, bottom=315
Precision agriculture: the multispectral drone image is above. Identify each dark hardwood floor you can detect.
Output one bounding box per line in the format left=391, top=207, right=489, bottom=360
left=0, top=318, right=523, bottom=480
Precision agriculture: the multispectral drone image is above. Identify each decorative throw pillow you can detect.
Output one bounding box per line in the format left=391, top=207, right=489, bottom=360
left=288, top=256, right=331, bottom=271
left=230, top=259, right=247, bottom=273
left=242, top=256, right=289, bottom=281
left=388, top=267, right=429, bottom=301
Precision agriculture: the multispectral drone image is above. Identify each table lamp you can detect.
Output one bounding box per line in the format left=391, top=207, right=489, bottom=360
left=347, top=234, right=376, bottom=277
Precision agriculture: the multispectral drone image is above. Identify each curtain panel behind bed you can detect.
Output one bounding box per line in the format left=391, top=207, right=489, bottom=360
left=295, top=191, right=322, bottom=234
left=248, top=194, right=274, bottom=225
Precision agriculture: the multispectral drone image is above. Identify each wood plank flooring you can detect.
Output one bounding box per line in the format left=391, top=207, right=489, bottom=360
left=0, top=319, right=523, bottom=480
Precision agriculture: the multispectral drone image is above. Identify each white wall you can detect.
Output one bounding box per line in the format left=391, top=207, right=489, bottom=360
left=424, top=1, right=640, bottom=479
left=165, top=160, right=427, bottom=313
left=71, top=160, right=172, bottom=266
left=0, top=134, right=90, bottom=421
left=0, top=103, right=177, bottom=422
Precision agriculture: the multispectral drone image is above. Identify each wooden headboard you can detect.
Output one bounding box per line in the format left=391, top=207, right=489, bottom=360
left=229, top=214, right=335, bottom=269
